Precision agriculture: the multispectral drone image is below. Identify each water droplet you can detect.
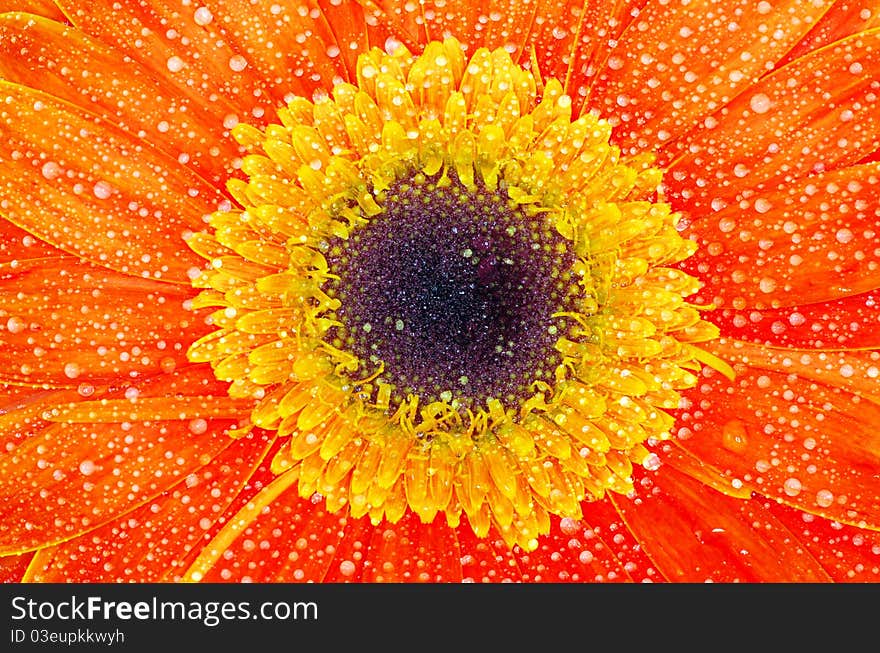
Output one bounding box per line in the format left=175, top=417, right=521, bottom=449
left=229, top=55, right=248, bottom=72
left=93, top=181, right=113, bottom=199
left=79, top=460, right=95, bottom=476
left=815, top=489, right=834, bottom=508
left=6, top=317, right=25, bottom=334
left=193, top=6, right=214, bottom=25
left=559, top=517, right=580, bottom=535
left=189, top=418, right=208, bottom=434
left=338, top=560, right=357, bottom=577
left=758, top=277, right=777, bottom=294
left=166, top=56, right=185, bottom=73
left=783, top=477, right=802, bottom=497
left=41, top=161, right=61, bottom=180
left=721, top=420, right=748, bottom=453
left=749, top=93, right=772, bottom=114
left=754, top=198, right=772, bottom=213
left=77, top=383, right=95, bottom=397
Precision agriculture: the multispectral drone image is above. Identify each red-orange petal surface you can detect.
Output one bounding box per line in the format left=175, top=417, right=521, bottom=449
left=0, top=14, right=244, bottom=186
left=677, top=339, right=880, bottom=531
left=613, top=464, right=832, bottom=581
left=23, top=429, right=273, bottom=582
left=0, top=83, right=224, bottom=282
left=0, top=257, right=209, bottom=386
left=0, top=367, right=242, bottom=553
left=0, top=551, right=33, bottom=583
left=663, top=29, right=880, bottom=215
left=587, top=0, right=834, bottom=155
left=706, top=290, right=880, bottom=350
left=767, top=501, right=880, bottom=582
left=680, top=162, right=880, bottom=309
left=0, top=0, right=65, bottom=21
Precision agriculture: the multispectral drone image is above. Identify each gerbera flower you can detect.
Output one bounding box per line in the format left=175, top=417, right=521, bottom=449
left=0, top=0, right=878, bottom=583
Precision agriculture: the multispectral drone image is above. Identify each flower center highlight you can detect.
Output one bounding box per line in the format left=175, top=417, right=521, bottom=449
left=183, top=38, right=726, bottom=549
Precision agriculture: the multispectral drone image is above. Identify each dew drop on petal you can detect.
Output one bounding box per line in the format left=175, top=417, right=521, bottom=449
left=721, top=420, right=748, bottom=453
left=559, top=517, right=580, bottom=535
left=167, top=56, right=185, bottom=73
left=759, top=277, right=777, bottom=294
left=93, top=181, right=113, bottom=199
left=749, top=93, right=771, bottom=114
left=229, top=55, right=248, bottom=72
left=754, top=198, right=772, bottom=213
left=816, top=489, right=834, bottom=508
left=783, top=477, right=802, bottom=497
left=189, top=418, right=208, bottom=434
left=79, top=460, right=95, bottom=476
left=41, top=161, right=61, bottom=180
left=6, top=317, right=25, bottom=334
left=77, top=383, right=95, bottom=397
left=64, top=362, right=81, bottom=379
left=338, top=560, right=356, bottom=577
left=193, top=6, right=213, bottom=25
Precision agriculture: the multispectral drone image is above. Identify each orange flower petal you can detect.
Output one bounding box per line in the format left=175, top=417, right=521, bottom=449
left=0, top=14, right=243, bottom=186
left=0, top=1, right=65, bottom=21
left=708, top=290, right=880, bottom=350
left=613, top=464, right=832, bottom=581
left=0, top=367, right=242, bottom=554
left=0, top=83, right=225, bottom=282
left=1, top=387, right=86, bottom=460
left=0, top=257, right=211, bottom=386
left=663, top=29, right=880, bottom=214
left=1, top=218, right=66, bottom=262
left=528, top=0, right=643, bottom=114
left=360, top=0, right=427, bottom=51
left=779, top=1, right=880, bottom=66
left=580, top=497, right=661, bottom=582
left=23, top=429, right=273, bottom=582
left=185, top=472, right=346, bottom=582
left=357, top=511, right=462, bottom=582
left=587, top=0, right=832, bottom=154
left=419, top=0, right=541, bottom=58
left=455, top=526, right=523, bottom=583
left=319, top=516, right=381, bottom=582
left=680, top=162, right=880, bottom=309
left=0, top=551, right=33, bottom=582
left=205, top=0, right=365, bottom=99
left=55, top=0, right=276, bottom=126
left=677, top=339, right=880, bottom=532
left=767, top=501, right=880, bottom=582
left=410, top=0, right=643, bottom=117
left=513, top=508, right=636, bottom=582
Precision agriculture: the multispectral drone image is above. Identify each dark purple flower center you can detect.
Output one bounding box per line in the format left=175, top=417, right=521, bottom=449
left=323, top=170, right=578, bottom=409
